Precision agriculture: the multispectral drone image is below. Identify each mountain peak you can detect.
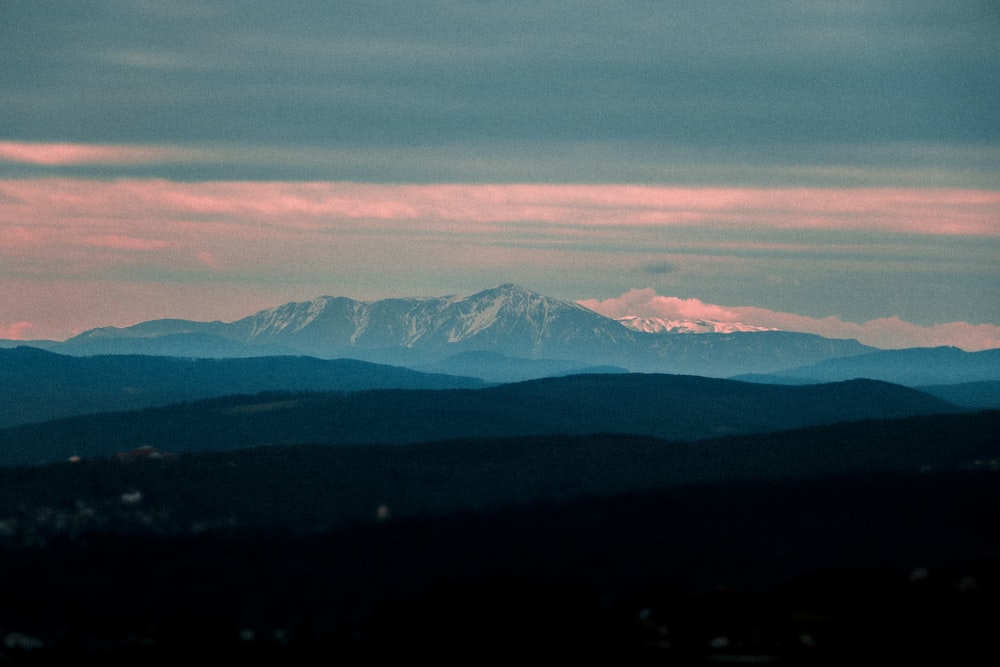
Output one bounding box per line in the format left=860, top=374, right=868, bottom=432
left=473, top=283, right=541, bottom=299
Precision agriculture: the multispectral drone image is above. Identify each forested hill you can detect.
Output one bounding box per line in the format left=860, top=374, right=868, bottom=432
left=0, top=411, right=997, bottom=662
left=0, top=346, right=485, bottom=429
left=0, top=373, right=959, bottom=467
left=1, top=410, right=995, bottom=533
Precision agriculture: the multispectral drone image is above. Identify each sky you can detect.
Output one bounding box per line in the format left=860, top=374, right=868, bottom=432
left=1, top=1, right=998, bottom=350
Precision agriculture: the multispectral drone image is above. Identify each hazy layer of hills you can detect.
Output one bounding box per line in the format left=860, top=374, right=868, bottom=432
left=735, top=346, right=1000, bottom=387
left=0, top=346, right=485, bottom=429
left=0, top=372, right=960, bottom=467
left=2, top=341, right=995, bottom=439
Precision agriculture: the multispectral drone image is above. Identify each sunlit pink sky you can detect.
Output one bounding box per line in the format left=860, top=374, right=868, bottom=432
left=2, top=2, right=998, bottom=350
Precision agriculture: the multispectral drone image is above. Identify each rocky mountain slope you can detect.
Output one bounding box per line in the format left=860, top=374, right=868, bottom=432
left=29, top=284, right=873, bottom=377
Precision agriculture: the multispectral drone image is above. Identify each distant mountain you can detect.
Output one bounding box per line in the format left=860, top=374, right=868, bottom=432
left=413, top=350, right=629, bottom=384
left=0, top=346, right=485, bottom=429
left=0, top=338, right=60, bottom=351
left=734, top=346, right=1000, bottom=387
left=918, top=381, right=1000, bottom=410
left=0, top=373, right=959, bottom=467
left=65, top=283, right=641, bottom=364
left=616, top=315, right=776, bottom=334
left=30, top=284, right=874, bottom=377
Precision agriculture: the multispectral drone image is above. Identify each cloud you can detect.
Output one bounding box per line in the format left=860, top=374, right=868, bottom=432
left=3, top=141, right=996, bottom=189
left=197, top=251, right=223, bottom=269
left=580, top=291, right=747, bottom=323
left=3, top=179, right=997, bottom=236
left=0, top=321, right=36, bottom=340
left=2, top=3, right=997, bottom=189
left=82, top=235, right=173, bottom=251
left=579, top=289, right=1000, bottom=351
left=0, top=142, right=203, bottom=166
left=1, top=177, right=996, bottom=345
left=642, top=261, right=676, bottom=275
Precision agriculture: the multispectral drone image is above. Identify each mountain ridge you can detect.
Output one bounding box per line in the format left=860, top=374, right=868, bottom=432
left=0, top=347, right=486, bottom=429
left=13, top=284, right=877, bottom=377
left=735, top=346, right=1000, bottom=386
left=0, top=373, right=960, bottom=467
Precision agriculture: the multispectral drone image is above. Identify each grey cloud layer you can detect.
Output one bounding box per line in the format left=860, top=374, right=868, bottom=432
left=2, top=0, right=997, bottom=183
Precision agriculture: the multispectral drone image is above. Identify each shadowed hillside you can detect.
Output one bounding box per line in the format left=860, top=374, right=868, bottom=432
left=0, top=347, right=485, bottom=429
left=0, top=410, right=996, bottom=532
left=736, top=346, right=1000, bottom=386
left=0, top=411, right=997, bottom=663
left=0, top=374, right=960, bottom=466
left=919, top=381, right=1000, bottom=409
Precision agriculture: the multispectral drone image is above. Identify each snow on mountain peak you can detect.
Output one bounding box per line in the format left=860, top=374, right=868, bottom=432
left=229, top=284, right=621, bottom=355
left=444, top=284, right=583, bottom=343
left=616, top=315, right=777, bottom=334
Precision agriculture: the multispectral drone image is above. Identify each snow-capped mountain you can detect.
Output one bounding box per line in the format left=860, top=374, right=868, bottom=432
left=53, top=284, right=874, bottom=376
left=225, top=283, right=636, bottom=357
left=616, top=315, right=777, bottom=334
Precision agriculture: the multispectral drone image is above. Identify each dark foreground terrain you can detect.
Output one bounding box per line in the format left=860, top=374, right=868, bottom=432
left=0, top=412, right=998, bottom=664
left=1, top=472, right=998, bottom=664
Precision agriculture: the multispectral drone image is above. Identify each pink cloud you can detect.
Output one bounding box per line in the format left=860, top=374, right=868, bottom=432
left=197, top=251, right=223, bottom=269
left=1, top=178, right=997, bottom=345
left=0, top=226, right=39, bottom=246
left=0, top=278, right=297, bottom=342
left=0, top=141, right=198, bottom=166
left=2, top=179, right=997, bottom=235
left=580, top=289, right=1000, bottom=351
left=0, top=321, right=36, bottom=340
left=82, top=235, right=173, bottom=250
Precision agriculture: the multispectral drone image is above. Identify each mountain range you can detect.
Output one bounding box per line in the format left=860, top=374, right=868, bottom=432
left=3, top=283, right=998, bottom=404
left=1, top=284, right=998, bottom=660
left=5, top=284, right=876, bottom=377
